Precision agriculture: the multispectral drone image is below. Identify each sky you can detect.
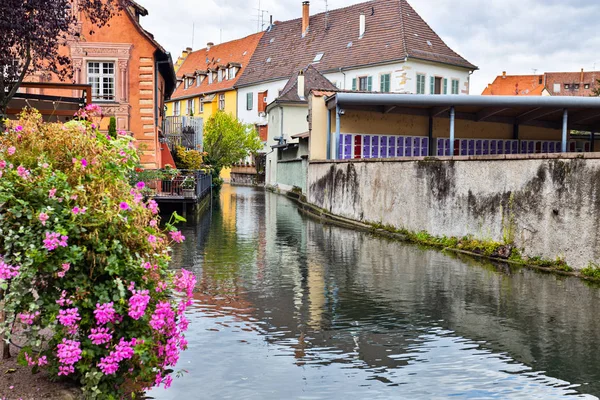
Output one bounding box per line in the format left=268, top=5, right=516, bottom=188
left=138, top=0, right=600, bottom=94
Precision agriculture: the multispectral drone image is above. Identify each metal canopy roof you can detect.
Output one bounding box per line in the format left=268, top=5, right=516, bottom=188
left=326, top=93, right=600, bottom=132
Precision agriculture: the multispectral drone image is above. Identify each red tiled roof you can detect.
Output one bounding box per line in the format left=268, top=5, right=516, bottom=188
left=236, top=0, right=476, bottom=87
left=277, top=65, right=338, bottom=102
left=482, top=75, right=544, bottom=96
left=545, top=71, right=599, bottom=96
left=171, top=32, right=264, bottom=100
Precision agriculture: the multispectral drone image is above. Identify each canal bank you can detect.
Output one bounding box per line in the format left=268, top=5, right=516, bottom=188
left=150, top=185, right=600, bottom=399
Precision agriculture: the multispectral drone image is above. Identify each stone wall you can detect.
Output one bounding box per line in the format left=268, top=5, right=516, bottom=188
left=307, top=154, right=600, bottom=270
left=277, top=158, right=308, bottom=193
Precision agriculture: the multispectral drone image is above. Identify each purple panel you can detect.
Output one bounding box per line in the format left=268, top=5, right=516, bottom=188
left=504, top=141, right=512, bottom=154
left=528, top=141, right=534, bottom=154
left=388, top=137, right=396, bottom=157
left=542, top=142, right=548, bottom=153
left=398, top=137, right=405, bottom=157
left=405, top=137, right=413, bottom=157
left=372, top=136, right=379, bottom=158
left=521, top=141, right=527, bottom=154
left=461, top=140, right=468, bottom=155
left=421, top=138, right=429, bottom=156
left=497, top=140, right=504, bottom=155
left=363, top=135, right=371, bottom=159
left=482, top=140, right=489, bottom=155
left=413, top=137, right=420, bottom=156
left=475, top=140, right=482, bottom=155
left=512, top=141, right=519, bottom=154
left=490, top=140, right=497, bottom=155
left=381, top=136, right=388, bottom=158
left=549, top=142, right=555, bottom=153
left=437, top=139, right=444, bottom=156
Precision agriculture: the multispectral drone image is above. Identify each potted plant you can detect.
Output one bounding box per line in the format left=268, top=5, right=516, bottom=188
left=181, top=176, right=196, bottom=198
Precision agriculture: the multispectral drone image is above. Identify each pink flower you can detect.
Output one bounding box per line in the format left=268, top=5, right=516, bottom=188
left=88, top=327, right=113, bottom=345
left=81, top=158, right=88, bottom=168
left=72, top=206, right=86, bottom=215
left=128, top=290, right=150, bottom=320
left=97, top=338, right=137, bottom=375
left=0, top=160, right=6, bottom=169
left=136, top=182, right=146, bottom=190
left=57, top=307, right=81, bottom=327
left=119, top=202, right=130, bottom=211
left=70, top=195, right=78, bottom=200
left=14, top=125, right=23, bottom=132
left=94, top=302, right=116, bottom=325
left=18, top=311, right=40, bottom=325
left=43, top=232, right=68, bottom=251
left=49, top=188, right=57, bottom=198
left=56, top=339, right=82, bottom=376
left=148, top=200, right=159, bottom=214
left=7, top=146, right=16, bottom=156
left=149, top=220, right=158, bottom=228
left=42, top=163, right=49, bottom=169
left=118, top=130, right=127, bottom=136
left=17, top=165, right=30, bottom=179
left=147, top=235, right=157, bottom=245
left=56, top=291, right=73, bottom=307
left=0, top=259, right=20, bottom=280
left=25, top=353, right=48, bottom=367
left=57, top=263, right=70, bottom=278
left=174, top=269, right=197, bottom=298
left=39, top=212, right=49, bottom=226
left=169, top=231, right=186, bottom=243
left=149, top=301, right=175, bottom=334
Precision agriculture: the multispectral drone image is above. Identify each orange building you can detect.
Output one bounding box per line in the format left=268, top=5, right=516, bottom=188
left=483, top=70, right=599, bottom=97
left=28, top=1, right=177, bottom=169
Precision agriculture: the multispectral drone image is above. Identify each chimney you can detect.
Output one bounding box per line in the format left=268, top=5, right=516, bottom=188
left=302, top=1, right=310, bottom=37
left=581, top=68, right=584, bottom=83
left=207, top=42, right=214, bottom=50
left=502, top=71, right=506, bottom=79
left=359, top=13, right=366, bottom=38
left=297, top=70, right=305, bottom=99
left=186, top=47, right=192, bottom=53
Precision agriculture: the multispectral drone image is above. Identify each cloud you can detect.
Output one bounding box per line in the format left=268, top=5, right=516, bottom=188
left=138, top=0, right=600, bottom=94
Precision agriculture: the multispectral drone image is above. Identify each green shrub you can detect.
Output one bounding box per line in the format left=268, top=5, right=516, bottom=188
left=108, top=116, right=117, bottom=139
left=0, top=107, right=195, bottom=398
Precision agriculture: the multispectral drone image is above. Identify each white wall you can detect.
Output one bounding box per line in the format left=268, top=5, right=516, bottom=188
left=237, top=79, right=289, bottom=126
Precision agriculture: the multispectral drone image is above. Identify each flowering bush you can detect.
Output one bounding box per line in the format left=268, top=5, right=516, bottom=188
left=0, top=108, right=195, bottom=398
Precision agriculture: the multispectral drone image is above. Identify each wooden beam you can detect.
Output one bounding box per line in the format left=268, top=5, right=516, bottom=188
left=475, top=107, right=509, bottom=122
left=570, top=109, right=600, bottom=124
left=430, top=106, right=450, bottom=117
left=516, top=107, right=562, bottom=124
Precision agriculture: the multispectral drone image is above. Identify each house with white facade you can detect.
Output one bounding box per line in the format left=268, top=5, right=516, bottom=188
left=235, top=0, right=477, bottom=145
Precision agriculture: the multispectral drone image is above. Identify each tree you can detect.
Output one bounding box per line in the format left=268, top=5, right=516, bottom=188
left=203, top=111, right=263, bottom=189
left=0, top=0, right=126, bottom=126
left=592, top=80, right=600, bottom=97
left=108, top=116, right=117, bottom=138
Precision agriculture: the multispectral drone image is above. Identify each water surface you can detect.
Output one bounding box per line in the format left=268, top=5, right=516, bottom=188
left=151, top=185, right=600, bottom=399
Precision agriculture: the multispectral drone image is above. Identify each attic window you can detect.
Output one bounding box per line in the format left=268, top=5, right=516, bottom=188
left=585, top=83, right=591, bottom=89
left=574, top=84, right=580, bottom=90
left=313, top=53, right=324, bottom=63
left=266, top=57, right=272, bottom=63
left=270, top=38, right=275, bottom=43
left=564, top=84, right=570, bottom=89
left=347, top=42, right=353, bottom=48
left=243, top=51, right=248, bottom=56
left=426, top=40, right=432, bottom=46
left=414, top=33, right=419, bottom=37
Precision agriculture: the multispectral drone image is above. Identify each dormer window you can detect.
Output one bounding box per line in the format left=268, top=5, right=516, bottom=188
left=229, top=66, right=236, bottom=79
left=218, top=69, right=223, bottom=82
left=313, top=53, right=324, bottom=63
left=208, top=72, right=213, bottom=84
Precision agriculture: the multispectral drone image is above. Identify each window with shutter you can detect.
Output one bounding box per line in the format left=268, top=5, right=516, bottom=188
left=416, top=74, right=426, bottom=94
left=443, top=79, right=448, bottom=94
left=380, top=74, right=391, bottom=92
left=367, top=76, right=373, bottom=91
left=430, top=76, right=435, bottom=94
left=352, top=78, right=357, bottom=91
left=452, top=79, right=460, bottom=94
left=246, top=92, right=253, bottom=110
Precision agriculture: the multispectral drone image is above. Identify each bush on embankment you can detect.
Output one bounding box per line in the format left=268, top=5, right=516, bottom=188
left=0, top=108, right=195, bottom=398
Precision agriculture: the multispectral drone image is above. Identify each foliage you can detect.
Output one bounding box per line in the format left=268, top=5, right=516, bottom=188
left=203, top=111, right=262, bottom=189
left=0, top=0, right=127, bottom=121
left=181, top=176, right=195, bottom=190
left=108, top=117, right=117, bottom=139
left=174, top=145, right=205, bottom=171
left=592, top=80, right=600, bottom=97
left=0, top=108, right=195, bottom=398
left=582, top=263, right=600, bottom=279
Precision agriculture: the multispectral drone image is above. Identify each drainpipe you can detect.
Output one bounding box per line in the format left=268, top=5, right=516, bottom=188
left=592, top=131, right=596, bottom=152
left=561, top=108, right=569, bottom=153
left=339, top=67, right=346, bottom=90
left=449, top=106, right=455, bottom=156
left=326, top=107, right=332, bottom=159
left=280, top=106, right=284, bottom=143
left=335, top=105, right=341, bottom=160
left=428, top=116, right=434, bottom=156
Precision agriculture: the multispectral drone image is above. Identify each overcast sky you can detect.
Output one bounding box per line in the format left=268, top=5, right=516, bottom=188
left=138, top=0, right=600, bottom=94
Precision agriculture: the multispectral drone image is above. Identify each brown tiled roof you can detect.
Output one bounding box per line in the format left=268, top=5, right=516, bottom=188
left=483, top=71, right=600, bottom=97
left=237, top=0, right=476, bottom=87
left=171, top=32, right=264, bottom=100
left=482, top=74, right=545, bottom=96
left=277, top=65, right=338, bottom=102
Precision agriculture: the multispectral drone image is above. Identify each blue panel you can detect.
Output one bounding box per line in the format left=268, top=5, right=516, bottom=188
left=363, top=135, right=371, bottom=159
left=475, top=140, right=482, bottom=155
left=413, top=137, right=420, bottom=157
left=398, top=137, right=405, bottom=157
left=405, top=137, right=413, bottom=157
left=497, top=140, right=504, bottom=155
left=372, top=136, right=379, bottom=158
left=549, top=142, right=555, bottom=153
left=388, top=137, right=396, bottom=157
left=381, top=136, right=388, bottom=158
left=437, top=139, right=444, bottom=156
left=542, top=142, right=548, bottom=153
left=512, top=141, right=519, bottom=154
left=490, top=140, right=497, bottom=155
left=482, top=140, right=489, bottom=155
left=528, top=141, right=534, bottom=154
left=421, top=138, right=429, bottom=156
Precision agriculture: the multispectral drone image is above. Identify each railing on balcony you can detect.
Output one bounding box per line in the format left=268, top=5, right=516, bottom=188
left=147, top=169, right=212, bottom=200
left=163, top=116, right=204, bottom=151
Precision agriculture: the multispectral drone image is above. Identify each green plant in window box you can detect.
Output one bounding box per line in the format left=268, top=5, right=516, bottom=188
left=181, top=176, right=196, bottom=198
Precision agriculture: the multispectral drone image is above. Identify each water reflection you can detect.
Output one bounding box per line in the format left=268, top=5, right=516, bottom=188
left=150, top=185, right=600, bottom=399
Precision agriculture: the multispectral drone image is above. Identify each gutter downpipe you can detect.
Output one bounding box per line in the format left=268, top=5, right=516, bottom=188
left=335, top=104, right=341, bottom=160
left=562, top=108, right=568, bottom=153
left=339, top=67, right=346, bottom=90
left=449, top=106, right=456, bottom=156
left=326, top=107, right=332, bottom=159
left=592, top=131, right=596, bottom=152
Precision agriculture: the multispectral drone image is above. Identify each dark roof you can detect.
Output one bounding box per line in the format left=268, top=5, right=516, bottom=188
left=237, top=0, right=476, bottom=87
left=278, top=65, right=338, bottom=102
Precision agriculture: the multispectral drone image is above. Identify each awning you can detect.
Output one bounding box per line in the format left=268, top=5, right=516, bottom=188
left=291, top=131, right=309, bottom=139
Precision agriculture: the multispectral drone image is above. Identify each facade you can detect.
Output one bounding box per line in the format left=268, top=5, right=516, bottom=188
left=266, top=65, right=337, bottom=189
left=165, top=33, right=264, bottom=127
left=30, top=1, right=177, bottom=169
left=236, top=0, right=477, bottom=138
left=483, top=70, right=599, bottom=97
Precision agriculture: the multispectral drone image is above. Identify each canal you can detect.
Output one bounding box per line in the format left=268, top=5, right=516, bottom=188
left=150, top=185, right=600, bottom=399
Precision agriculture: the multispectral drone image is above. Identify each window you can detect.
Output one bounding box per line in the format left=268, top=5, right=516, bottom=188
left=229, top=67, right=236, bottom=80
left=313, top=53, right=324, bottom=63
left=247, top=92, right=253, bottom=110
left=585, top=83, right=591, bottom=89
left=186, top=99, right=195, bottom=115
left=359, top=76, right=372, bottom=91
left=451, top=79, right=460, bottom=95
left=574, top=84, right=580, bottom=90
left=218, top=69, right=223, bottom=82
left=431, top=77, right=442, bottom=94
left=380, top=74, right=391, bottom=92
left=87, top=61, right=115, bottom=101
left=173, top=101, right=180, bottom=116
left=443, top=78, right=448, bottom=94
left=416, top=74, right=426, bottom=94
left=200, top=100, right=204, bottom=113
left=564, top=84, right=570, bottom=89
left=219, top=94, right=225, bottom=110
left=208, top=73, right=213, bottom=84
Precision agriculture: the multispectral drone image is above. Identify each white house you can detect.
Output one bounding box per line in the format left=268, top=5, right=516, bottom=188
left=235, top=0, right=477, bottom=143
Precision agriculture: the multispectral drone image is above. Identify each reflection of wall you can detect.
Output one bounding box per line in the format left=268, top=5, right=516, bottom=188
left=308, top=156, right=600, bottom=269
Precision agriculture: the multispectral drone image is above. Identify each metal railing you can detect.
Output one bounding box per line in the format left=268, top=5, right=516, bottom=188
left=147, top=169, right=212, bottom=200
left=163, top=116, right=204, bottom=151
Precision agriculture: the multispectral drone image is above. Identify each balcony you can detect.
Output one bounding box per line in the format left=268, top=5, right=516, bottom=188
left=163, top=116, right=204, bottom=151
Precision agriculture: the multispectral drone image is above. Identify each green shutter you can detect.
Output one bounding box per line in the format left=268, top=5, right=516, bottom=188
left=367, top=76, right=373, bottom=91
left=352, top=78, right=357, bottom=91
left=381, top=74, right=390, bottom=92
left=247, top=92, right=253, bottom=110
left=380, top=76, right=385, bottom=92
left=443, top=79, right=448, bottom=94
left=430, top=76, right=435, bottom=94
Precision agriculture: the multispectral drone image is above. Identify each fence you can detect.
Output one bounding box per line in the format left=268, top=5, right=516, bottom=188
left=148, top=169, right=211, bottom=200
left=163, top=116, right=204, bottom=151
